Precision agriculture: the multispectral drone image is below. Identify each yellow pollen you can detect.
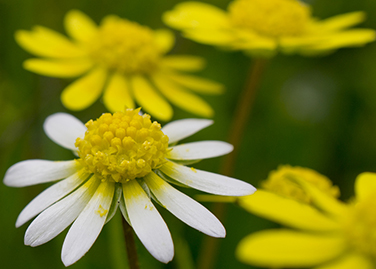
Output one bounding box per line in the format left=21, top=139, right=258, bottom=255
left=190, top=167, right=197, bottom=173
left=228, top=0, right=310, bottom=38
left=343, top=195, right=376, bottom=258
left=144, top=204, right=154, bottom=210
left=87, top=16, right=162, bottom=74
left=95, top=205, right=108, bottom=217
left=261, top=165, right=340, bottom=204
left=75, top=109, right=169, bottom=183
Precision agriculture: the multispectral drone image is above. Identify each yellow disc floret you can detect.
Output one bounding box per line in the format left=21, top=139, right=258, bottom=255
left=87, top=16, right=161, bottom=74
left=343, top=195, right=376, bottom=259
left=228, top=0, right=311, bottom=38
left=75, top=109, right=169, bottom=183
left=261, top=165, right=340, bottom=204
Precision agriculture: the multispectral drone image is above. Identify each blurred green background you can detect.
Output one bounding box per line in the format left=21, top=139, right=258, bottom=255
left=1, top=0, right=376, bottom=268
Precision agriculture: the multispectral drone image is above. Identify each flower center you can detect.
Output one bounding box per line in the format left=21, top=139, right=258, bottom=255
left=75, top=109, right=169, bottom=183
left=261, top=165, right=340, bottom=204
left=87, top=16, right=161, bottom=74
left=228, top=0, right=310, bottom=38
left=343, top=195, right=376, bottom=259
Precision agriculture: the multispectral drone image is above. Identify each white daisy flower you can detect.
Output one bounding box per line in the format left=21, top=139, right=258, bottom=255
left=3, top=108, right=255, bottom=266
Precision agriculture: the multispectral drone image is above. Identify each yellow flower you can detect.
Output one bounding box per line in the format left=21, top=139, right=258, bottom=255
left=236, top=169, right=376, bottom=268
left=163, top=0, right=375, bottom=57
left=15, top=10, right=224, bottom=121
left=260, top=165, right=340, bottom=204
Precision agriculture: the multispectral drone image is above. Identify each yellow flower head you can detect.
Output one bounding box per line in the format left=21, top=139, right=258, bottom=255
left=163, top=0, right=375, bottom=56
left=229, top=0, right=310, bottom=38
left=15, top=10, right=224, bottom=121
left=237, top=170, right=376, bottom=268
left=75, top=109, right=169, bottom=182
left=87, top=17, right=162, bottom=74
left=260, top=165, right=340, bottom=204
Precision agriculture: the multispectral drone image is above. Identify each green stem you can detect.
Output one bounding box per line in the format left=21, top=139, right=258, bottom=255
left=221, top=58, right=268, bottom=176
left=108, top=212, right=129, bottom=269
left=197, top=58, right=268, bottom=269
left=122, top=217, right=140, bottom=269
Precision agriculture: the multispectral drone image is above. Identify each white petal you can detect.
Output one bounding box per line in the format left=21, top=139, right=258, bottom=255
left=16, top=168, right=89, bottom=228
left=145, top=172, right=225, bottom=237
left=24, top=176, right=100, bottom=247
left=160, top=161, right=256, bottom=196
left=43, top=113, right=86, bottom=151
left=62, top=181, right=115, bottom=266
left=4, top=160, right=79, bottom=187
left=123, top=180, right=174, bottom=263
left=162, top=119, right=213, bottom=144
left=167, top=141, right=233, bottom=160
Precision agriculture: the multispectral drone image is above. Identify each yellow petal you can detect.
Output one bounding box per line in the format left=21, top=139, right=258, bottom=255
left=23, top=58, right=93, bottom=78
left=304, top=29, right=376, bottom=51
left=130, top=75, right=173, bottom=121
left=154, top=29, right=175, bottom=54
left=100, top=14, right=120, bottom=25
left=64, top=9, right=98, bottom=42
left=232, top=29, right=277, bottom=51
left=152, top=74, right=214, bottom=118
left=291, top=176, right=347, bottom=219
left=164, top=72, right=224, bottom=95
left=280, top=35, right=326, bottom=50
left=15, top=26, right=85, bottom=58
left=236, top=229, right=346, bottom=268
left=238, top=190, right=340, bottom=232
left=163, top=1, right=230, bottom=30
left=161, top=55, right=205, bottom=71
left=184, top=29, right=236, bottom=46
left=61, top=67, right=107, bottom=111
left=315, top=252, right=374, bottom=269
left=103, top=73, right=135, bottom=112
left=354, top=172, right=376, bottom=201
left=316, top=11, right=366, bottom=32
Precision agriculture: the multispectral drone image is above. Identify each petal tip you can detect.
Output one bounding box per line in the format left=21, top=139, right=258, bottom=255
left=158, top=250, right=174, bottom=264
left=61, top=252, right=78, bottom=267
left=231, top=183, right=257, bottom=197
left=24, top=234, right=33, bottom=246
left=15, top=216, right=25, bottom=228
left=244, top=185, right=257, bottom=196
left=211, top=225, right=226, bottom=238
left=3, top=164, right=19, bottom=187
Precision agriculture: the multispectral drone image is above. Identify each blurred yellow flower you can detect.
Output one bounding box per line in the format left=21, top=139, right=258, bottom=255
left=237, top=169, right=376, bottom=268
left=260, top=165, right=340, bottom=204
left=163, top=0, right=375, bottom=57
left=15, top=10, right=224, bottom=121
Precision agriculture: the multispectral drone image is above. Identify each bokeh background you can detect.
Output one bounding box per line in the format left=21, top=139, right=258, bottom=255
left=1, top=0, right=376, bottom=268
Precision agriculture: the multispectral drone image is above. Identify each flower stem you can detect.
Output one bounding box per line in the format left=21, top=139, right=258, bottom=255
left=197, top=58, right=268, bottom=269
left=109, top=212, right=129, bottom=269
left=221, top=58, right=268, bottom=176
left=122, top=217, right=140, bottom=269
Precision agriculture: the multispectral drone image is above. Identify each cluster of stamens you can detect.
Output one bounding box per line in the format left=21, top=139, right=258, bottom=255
left=75, top=109, right=169, bottom=183
left=87, top=16, right=162, bottom=74
left=228, top=0, right=310, bottom=38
